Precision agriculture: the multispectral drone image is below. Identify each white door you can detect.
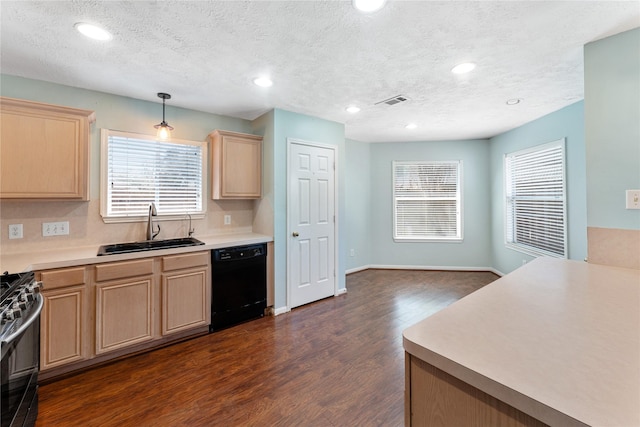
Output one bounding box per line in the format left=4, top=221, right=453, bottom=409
left=288, top=140, right=336, bottom=308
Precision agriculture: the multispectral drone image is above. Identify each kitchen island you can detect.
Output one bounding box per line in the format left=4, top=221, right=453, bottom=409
left=403, top=257, right=640, bottom=427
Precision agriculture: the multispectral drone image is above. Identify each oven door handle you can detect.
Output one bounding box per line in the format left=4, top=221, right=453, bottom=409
left=1, top=293, right=44, bottom=346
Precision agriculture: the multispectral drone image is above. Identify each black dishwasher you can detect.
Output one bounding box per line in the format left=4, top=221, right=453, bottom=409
left=210, top=243, right=267, bottom=331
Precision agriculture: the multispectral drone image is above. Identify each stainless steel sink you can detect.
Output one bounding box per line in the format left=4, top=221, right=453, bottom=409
left=97, top=237, right=205, bottom=256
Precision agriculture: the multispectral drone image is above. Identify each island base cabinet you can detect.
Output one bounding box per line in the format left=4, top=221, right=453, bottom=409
left=406, top=354, right=549, bottom=427
left=95, top=277, right=154, bottom=355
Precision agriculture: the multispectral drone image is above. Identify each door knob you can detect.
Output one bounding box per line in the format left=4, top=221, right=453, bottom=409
left=292, top=232, right=299, bottom=237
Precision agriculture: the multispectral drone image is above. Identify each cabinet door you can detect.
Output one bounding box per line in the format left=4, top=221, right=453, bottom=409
left=161, top=268, right=209, bottom=335
left=209, top=130, right=262, bottom=199
left=41, top=286, right=86, bottom=370
left=95, top=277, right=154, bottom=354
left=0, top=97, right=94, bottom=199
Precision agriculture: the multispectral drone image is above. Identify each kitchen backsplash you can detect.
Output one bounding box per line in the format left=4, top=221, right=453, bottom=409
left=0, top=198, right=255, bottom=254
left=587, top=227, right=640, bottom=270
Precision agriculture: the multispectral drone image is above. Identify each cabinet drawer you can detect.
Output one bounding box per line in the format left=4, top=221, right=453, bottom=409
left=39, top=267, right=86, bottom=290
left=95, top=259, right=154, bottom=282
left=162, top=251, right=209, bottom=272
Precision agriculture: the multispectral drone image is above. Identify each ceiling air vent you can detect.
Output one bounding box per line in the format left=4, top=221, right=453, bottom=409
left=375, top=95, right=410, bottom=106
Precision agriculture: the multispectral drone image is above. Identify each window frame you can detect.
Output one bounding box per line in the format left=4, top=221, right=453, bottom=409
left=392, top=160, right=463, bottom=242
left=100, top=129, right=207, bottom=224
left=504, top=138, right=567, bottom=258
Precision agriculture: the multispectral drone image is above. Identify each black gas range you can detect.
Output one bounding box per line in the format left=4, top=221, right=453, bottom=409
left=0, top=271, right=43, bottom=427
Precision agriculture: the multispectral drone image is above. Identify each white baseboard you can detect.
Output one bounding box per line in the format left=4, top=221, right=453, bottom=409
left=489, top=268, right=505, bottom=276
left=346, top=265, right=372, bottom=275
left=336, top=287, right=348, bottom=295
left=273, top=306, right=290, bottom=316
left=349, top=264, right=502, bottom=275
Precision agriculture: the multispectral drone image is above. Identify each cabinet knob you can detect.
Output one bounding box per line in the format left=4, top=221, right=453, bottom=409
left=292, top=232, right=299, bottom=237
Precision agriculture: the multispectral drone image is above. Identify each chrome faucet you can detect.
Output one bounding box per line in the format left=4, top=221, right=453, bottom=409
left=147, top=202, right=160, bottom=240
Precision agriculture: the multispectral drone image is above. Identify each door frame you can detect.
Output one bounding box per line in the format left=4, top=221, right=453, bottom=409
left=286, top=138, right=339, bottom=310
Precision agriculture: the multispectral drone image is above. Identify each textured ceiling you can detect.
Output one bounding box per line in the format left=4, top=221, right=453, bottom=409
left=1, top=1, right=639, bottom=142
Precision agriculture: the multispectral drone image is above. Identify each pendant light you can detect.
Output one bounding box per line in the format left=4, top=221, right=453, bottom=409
left=154, top=92, right=174, bottom=140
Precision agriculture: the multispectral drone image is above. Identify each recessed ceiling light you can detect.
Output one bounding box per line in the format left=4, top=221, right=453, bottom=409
left=451, top=62, right=476, bottom=74
left=506, top=98, right=522, bottom=105
left=74, top=22, right=112, bottom=41
left=353, top=0, right=387, bottom=13
left=346, top=105, right=361, bottom=113
left=405, top=123, right=417, bottom=130
left=253, top=77, right=273, bottom=87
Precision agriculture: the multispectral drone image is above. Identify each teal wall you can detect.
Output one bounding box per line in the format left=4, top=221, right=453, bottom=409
left=345, top=139, right=371, bottom=271
left=251, top=109, right=275, bottom=237
left=344, top=103, right=587, bottom=276
left=489, top=101, right=587, bottom=274
left=368, top=139, right=492, bottom=268
left=271, top=109, right=346, bottom=308
left=585, top=27, right=640, bottom=230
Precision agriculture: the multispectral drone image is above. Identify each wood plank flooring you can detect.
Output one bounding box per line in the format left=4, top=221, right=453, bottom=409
left=36, top=269, right=498, bottom=427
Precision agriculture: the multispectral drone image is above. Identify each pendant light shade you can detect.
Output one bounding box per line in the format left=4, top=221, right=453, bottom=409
left=154, top=92, right=174, bottom=140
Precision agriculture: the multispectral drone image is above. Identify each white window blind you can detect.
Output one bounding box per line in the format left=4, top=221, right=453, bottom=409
left=393, top=161, right=462, bottom=241
left=505, top=139, right=566, bottom=258
left=101, top=130, right=205, bottom=221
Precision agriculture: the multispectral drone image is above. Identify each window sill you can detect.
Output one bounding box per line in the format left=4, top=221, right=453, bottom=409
left=394, top=237, right=463, bottom=243
left=505, top=243, right=565, bottom=259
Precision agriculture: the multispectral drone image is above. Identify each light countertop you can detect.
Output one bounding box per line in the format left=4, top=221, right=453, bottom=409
left=403, top=257, right=640, bottom=427
left=1, top=232, right=273, bottom=273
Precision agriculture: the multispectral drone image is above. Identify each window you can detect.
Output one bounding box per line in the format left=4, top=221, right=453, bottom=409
left=100, top=129, right=206, bottom=222
left=393, top=161, right=462, bottom=241
left=504, top=139, right=566, bottom=258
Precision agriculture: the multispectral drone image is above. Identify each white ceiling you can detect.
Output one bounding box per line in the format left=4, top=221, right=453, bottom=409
left=1, top=1, right=639, bottom=142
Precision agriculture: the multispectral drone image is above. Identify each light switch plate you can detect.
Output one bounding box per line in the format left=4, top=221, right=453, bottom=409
left=626, top=190, right=640, bottom=209
left=224, top=215, right=231, bottom=225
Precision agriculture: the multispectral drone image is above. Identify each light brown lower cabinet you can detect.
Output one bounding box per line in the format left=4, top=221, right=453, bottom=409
left=38, top=267, right=88, bottom=371
left=37, top=251, right=211, bottom=379
left=405, top=354, right=548, bottom=427
left=95, top=276, right=155, bottom=355
left=161, top=252, right=211, bottom=335
left=94, top=258, right=155, bottom=355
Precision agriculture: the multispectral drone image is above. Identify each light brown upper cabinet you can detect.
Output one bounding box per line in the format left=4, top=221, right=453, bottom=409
left=208, top=129, right=262, bottom=199
left=0, top=97, right=95, bottom=200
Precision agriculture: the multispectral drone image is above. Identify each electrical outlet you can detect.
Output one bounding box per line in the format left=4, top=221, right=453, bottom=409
left=350, top=249, right=355, bottom=257
left=626, top=190, right=640, bottom=209
left=42, top=221, right=70, bottom=237
left=224, top=215, right=231, bottom=225
left=8, top=224, right=23, bottom=239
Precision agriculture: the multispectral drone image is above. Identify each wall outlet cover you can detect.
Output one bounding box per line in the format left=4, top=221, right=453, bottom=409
left=8, top=224, right=23, bottom=239
left=42, top=221, right=70, bottom=237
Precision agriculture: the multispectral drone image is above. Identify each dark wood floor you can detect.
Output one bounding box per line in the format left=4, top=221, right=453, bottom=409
left=36, top=269, right=498, bottom=427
